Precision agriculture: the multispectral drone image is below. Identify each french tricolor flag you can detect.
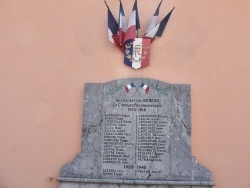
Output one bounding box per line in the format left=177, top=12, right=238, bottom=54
left=125, top=82, right=136, bottom=93
left=140, top=82, right=150, bottom=94
left=123, top=0, right=140, bottom=44
left=118, top=0, right=127, bottom=46
left=144, top=0, right=163, bottom=36
left=105, top=1, right=121, bottom=50
left=144, top=7, right=175, bottom=39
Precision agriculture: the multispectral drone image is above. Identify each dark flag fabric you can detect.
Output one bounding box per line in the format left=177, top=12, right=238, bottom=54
left=134, top=0, right=140, bottom=31
left=144, top=7, right=175, bottom=39
left=118, top=0, right=127, bottom=46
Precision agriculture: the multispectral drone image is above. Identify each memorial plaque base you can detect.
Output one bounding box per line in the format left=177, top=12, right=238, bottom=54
left=58, top=78, right=215, bottom=188
left=58, top=178, right=215, bottom=188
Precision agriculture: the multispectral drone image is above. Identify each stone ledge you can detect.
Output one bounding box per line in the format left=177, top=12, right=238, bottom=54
left=57, top=177, right=215, bottom=186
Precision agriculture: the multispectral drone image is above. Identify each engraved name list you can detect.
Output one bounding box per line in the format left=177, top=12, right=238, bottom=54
left=102, top=95, right=171, bottom=179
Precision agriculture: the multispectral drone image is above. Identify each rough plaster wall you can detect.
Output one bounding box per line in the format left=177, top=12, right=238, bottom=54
left=0, top=0, right=250, bottom=188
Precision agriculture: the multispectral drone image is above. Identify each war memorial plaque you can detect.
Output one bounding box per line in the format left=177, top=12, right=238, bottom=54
left=58, top=78, right=215, bottom=188
left=102, top=83, right=170, bottom=180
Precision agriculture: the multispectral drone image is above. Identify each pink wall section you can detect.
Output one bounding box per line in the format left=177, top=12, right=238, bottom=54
left=0, top=0, right=250, bottom=188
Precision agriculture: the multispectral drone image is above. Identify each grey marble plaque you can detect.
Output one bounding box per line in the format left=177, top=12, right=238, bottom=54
left=58, top=78, right=214, bottom=187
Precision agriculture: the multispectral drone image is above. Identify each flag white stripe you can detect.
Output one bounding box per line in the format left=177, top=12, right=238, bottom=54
left=127, top=10, right=136, bottom=29
left=144, top=16, right=158, bottom=34
left=132, top=38, right=142, bottom=70
left=120, top=14, right=127, bottom=32
left=127, top=84, right=132, bottom=89
left=144, top=23, right=160, bottom=38
left=108, top=28, right=114, bottom=43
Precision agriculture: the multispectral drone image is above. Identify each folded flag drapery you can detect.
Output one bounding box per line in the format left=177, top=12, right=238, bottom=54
left=105, top=0, right=174, bottom=69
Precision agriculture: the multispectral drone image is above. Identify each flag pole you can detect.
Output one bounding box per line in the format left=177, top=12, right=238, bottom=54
left=136, top=0, right=138, bottom=38
left=104, top=0, right=108, bottom=8
left=159, top=0, right=163, bottom=9
left=159, top=0, right=164, bottom=10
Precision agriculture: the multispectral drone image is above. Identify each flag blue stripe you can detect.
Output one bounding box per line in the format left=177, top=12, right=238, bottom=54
left=133, top=0, right=140, bottom=30
left=108, top=8, right=119, bottom=34
left=155, top=7, right=175, bottom=37
left=120, top=1, right=125, bottom=16
left=124, top=41, right=133, bottom=67
left=130, top=82, right=136, bottom=87
left=154, top=1, right=162, bottom=16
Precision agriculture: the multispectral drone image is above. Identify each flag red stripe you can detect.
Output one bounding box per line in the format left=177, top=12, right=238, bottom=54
left=124, top=25, right=136, bottom=44
left=141, top=38, right=151, bottom=68
left=119, top=28, right=125, bottom=46
left=112, top=34, right=123, bottom=51
left=125, top=86, right=129, bottom=93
